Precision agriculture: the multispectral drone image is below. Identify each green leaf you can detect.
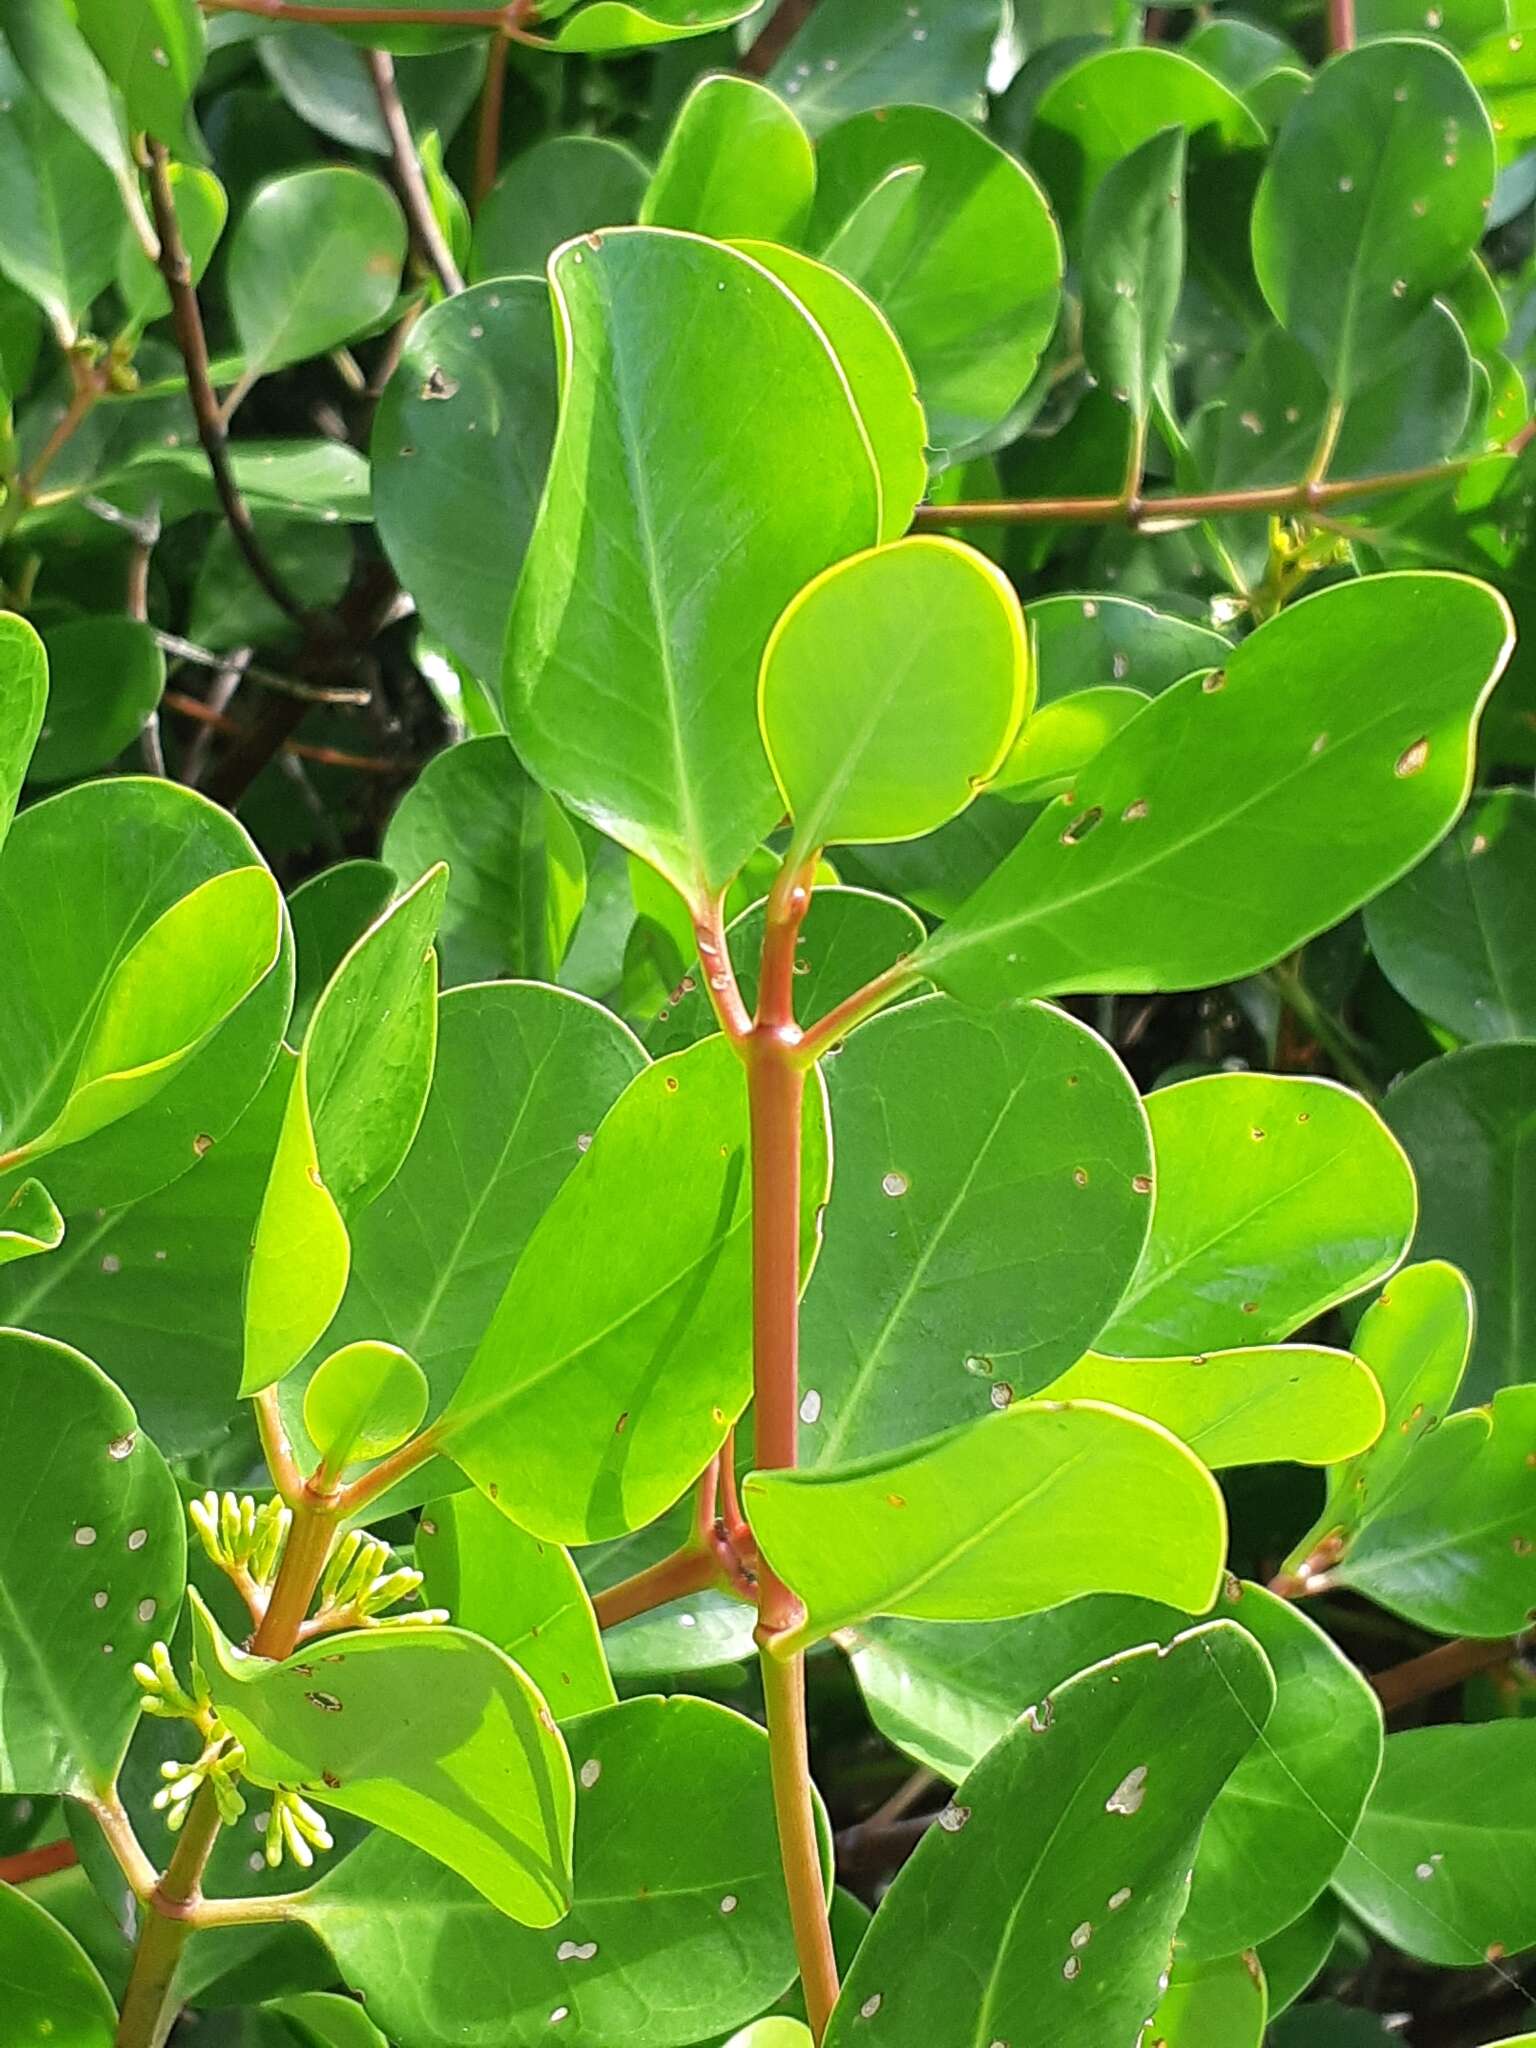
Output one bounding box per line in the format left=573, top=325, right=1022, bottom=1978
left=1080, top=126, right=1187, bottom=468
left=229, top=167, right=408, bottom=379
left=295, top=1694, right=814, bottom=2046
left=1258, top=1893, right=1343, bottom=2015
left=242, top=867, right=446, bottom=1395
left=263, top=1992, right=387, bottom=2048
left=74, top=0, right=204, bottom=144
left=725, top=2025, right=813, bottom=2048
left=417, top=1491, right=614, bottom=1718
left=372, top=278, right=560, bottom=689
left=1381, top=1039, right=1536, bottom=1403
left=0, top=48, right=122, bottom=339
left=1252, top=39, right=1495, bottom=404
left=439, top=1036, right=831, bottom=1541
left=115, top=162, right=227, bottom=331
left=304, top=1339, right=428, bottom=1469
left=746, top=1399, right=1227, bottom=1645
left=0, top=1881, right=117, bottom=2047
left=823, top=1623, right=1275, bottom=2048
left=382, top=737, right=584, bottom=985
left=28, top=616, right=164, bottom=785
left=0, top=0, right=151, bottom=252
left=471, top=135, right=648, bottom=283
left=991, top=687, right=1148, bottom=803
left=1150, top=1949, right=1267, bottom=2048
left=531, top=0, right=763, bottom=52
left=919, top=573, right=1512, bottom=1005
left=1027, top=593, right=1230, bottom=705
left=768, top=0, right=1002, bottom=132
left=1098, top=1073, right=1417, bottom=1356
left=193, top=1593, right=574, bottom=1927
left=257, top=24, right=484, bottom=133
left=642, top=75, right=814, bottom=243
left=504, top=226, right=879, bottom=904
left=1038, top=1344, right=1385, bottom=1469
left=810, top=106, right=1062, bottom=451
left=796, top=994, right=1153, bottom=1464
left=0, top=613, right=46, bottom=851
left=1365, top=788, right=1536, bottom=1041
left=22, top=440, right=373, bottom=544
left=0, top=1329, right=185, bottom=1797
left=0, top=1178, right=64, bottom=1266
left=1331, top=1384, right=1536, bottom=1637
left=2, top=865, right=282, bottom=1177
left=1334, top=1721, right=1536, bottom=1965
left=729, top=240, right=928, bottom=542
left=277, top=981, right=646, bottom=1496
left=1181, top=1582, right=1383, bottom=1958
left=288, top=861, right=396, bottom=1043
left=758, top=538, right=1027, bottom=855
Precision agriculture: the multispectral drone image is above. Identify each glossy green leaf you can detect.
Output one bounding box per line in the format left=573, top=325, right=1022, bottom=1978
left=1182, top=1582, right=1383, bottom=1957
left=1332, top=1384, right=1536, bottom=1636
left=1252, top=39, right=1494, bottom=403
left=439, top=1036, right=831, bottom=1541
left=194, top=1593, right=574, bottom=1925
left=0, top=612, right=46, bottom=851
left=1365, top=788, right=1536, bottom=1041
left=1099, top=1073, right=1417, bottom=1356
left=1335, top=1721, right=1536, bottom=1965
left=0, top=1880, right=117, bottom=2047
left=0, top=1178, right=63, bottom=1266
left=991, top=687, right=1148, bottom=803
left=29, top=616, right=164, bottom=785
left=1258, top=1893, right=1343, bottom=2016
left=920, top=574, right=1512, bottom=1004
left=296, top=1694, right=812, bottom=2045
left=115, top=162, right=227, bottom=331
left=288, top=861, right=396, bottom=1043
left=1080, top=126, right=1186, bottom=459
left=0, top=0, right=134, bottom=195
left=382, top=737, right=584, bottom=985
left=642, top=75, right=813, bottom=243
left=810, top=106, right=1062, bottom=450
left=229, top=167, right=408, bottom=378
left=504, top=226, right=878, bottom=903
left=242, top=867, right=445, bottom=1395
left=0, top=1329, right=185, bottom=1796
left=263, top=1992, right=387, bottom=2048
left=418, top=1490, right=614, bottom=1718
left=1150, top=1948, right=1267, bottom=2048
left=1382, top=1039, right=1536, bottom=1403
left=1028, top=592, right=1231, bottom=704
left=747, top=1399, right=1227, bottom=1645
left=731, top=240, right=927, bottom=542
left=823, top=1623, right=1274, bottom=2048
left=256, top=22, right=484, bottom=129
left=535, top=0, right=762, bottom=47
left=304, top=1340, right=428, bottom=1469
left=277, top=981, right=646, bottom=1490
left=22, top=440, right=373, bottom=544
left=768, top=0, right=1002, bottom=131
left=1039, top=1344, right=1384, bottom=1469
left=797, top=994, right=1153, bottom=1464
left=74, top=0, right=203, bottom=143
left=471, top=135, right=647, bottom=282
left=373, top=279, right=560, bottom=688
left=0, top=48, right=121, bottom=339
left=759, top=538, right=1027, bottom=855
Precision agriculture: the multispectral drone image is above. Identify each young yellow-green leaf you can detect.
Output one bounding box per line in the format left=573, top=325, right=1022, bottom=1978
left=1039, top=1344, right=1384, bottom=1469
left=1332, top=1384, right=1536, bottom=1637
left=0, top=1881, right=117, bottom=2047
left=504, top=227, right=879, bottom=904
left=1382, top=1039, right=1536, bottom=1403
left=373, top=279, right=560, bottom=690
left=0, top=1330, right=185, bottom=1797
left=418, top=1491, right=614, bottom=1718
left=747, top=1400, right=1227, bottom=1646
left=242, top=868, right=446, bottom=1395
left=1252, top=38, right=1495, bottom=404
left=115, top=161, right=227, bottom=331
left=304, top=1340, right=428, bottom=1471
left=1100, top=1073, right=1417, bottom=1356
left=193, top=1592, right=574, bottom=1927
left=725, top=2024, right=813, bottom=2048
left=642, top=74, right=814, bottom=243
left=810, top=105, right=1062, bottom=450
left=731, top=240, right=926, bottom=542
left=382, top=736, right=584, bottom=986
left=4, top=867, right=282, bottom=1174
left=1151, top=1949, right=1268, bottom=2048
left=0, top=612, right=46, bottom=851
left=1334, top=1721, right=1536, bottom=1965
left=1365, top=788, right=1536, bottom=1041
left=0, top=1177, right=63, bottom=1266
left=1182, top=1582, right=1383, bottom=1957
left=229, top=167, right=407, bottom=379
left=797, top=995, right=1153, bottom=1465
left=472, top=135, right=648, bottom=281
left=1081, top=126, right=1186, bottom=462
left=29, top=616, right=165, bottom=786
left=823, top=1623, right=1274, bottom=2048
left=530, top=0, right=763, bottom=51
left=74, top=0, right=203, bottom=144
left=0, top=48, right=120, bottom=339
left=439, top=1036, right=831, bottom=1541
left=758, top=538, right=1027, bottom=856
left=294, top=1695, right=814, bottom=2046
left=991, top=686, right=1148, bottom=803
left=919, top=573, right=1512, bottom=1004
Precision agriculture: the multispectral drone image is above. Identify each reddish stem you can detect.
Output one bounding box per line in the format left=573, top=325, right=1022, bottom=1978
left=1373, top=1636, right=1519, bottom=1713
left=1328, top=0, right=1356, bottom=52
left=0, top=1838, right=78, bottom=1885
left=592, top=1545, right=720, bottom=1629
left=474, top=33, right=509, bottom=210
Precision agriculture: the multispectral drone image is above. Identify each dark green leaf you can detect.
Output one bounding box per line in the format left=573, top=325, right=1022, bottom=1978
left=0, top=1881, right=117, bottom=2046
left=767, top=0, right=1002, bottom=131
left=29, top=616, right=164, bottom=784
left=1080, top=126, right=1186, bottom=468
left=471, top=136, right=648, bottom=282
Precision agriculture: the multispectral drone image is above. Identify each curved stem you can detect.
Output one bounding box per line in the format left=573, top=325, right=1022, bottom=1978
left=591, top=1544, right=720, bottom=1629
left=694, top=896, right=752, bottom=1042
left=796, top=959, right=918, bottom=1066
left=255, top=1386, right=306, bottom=1508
